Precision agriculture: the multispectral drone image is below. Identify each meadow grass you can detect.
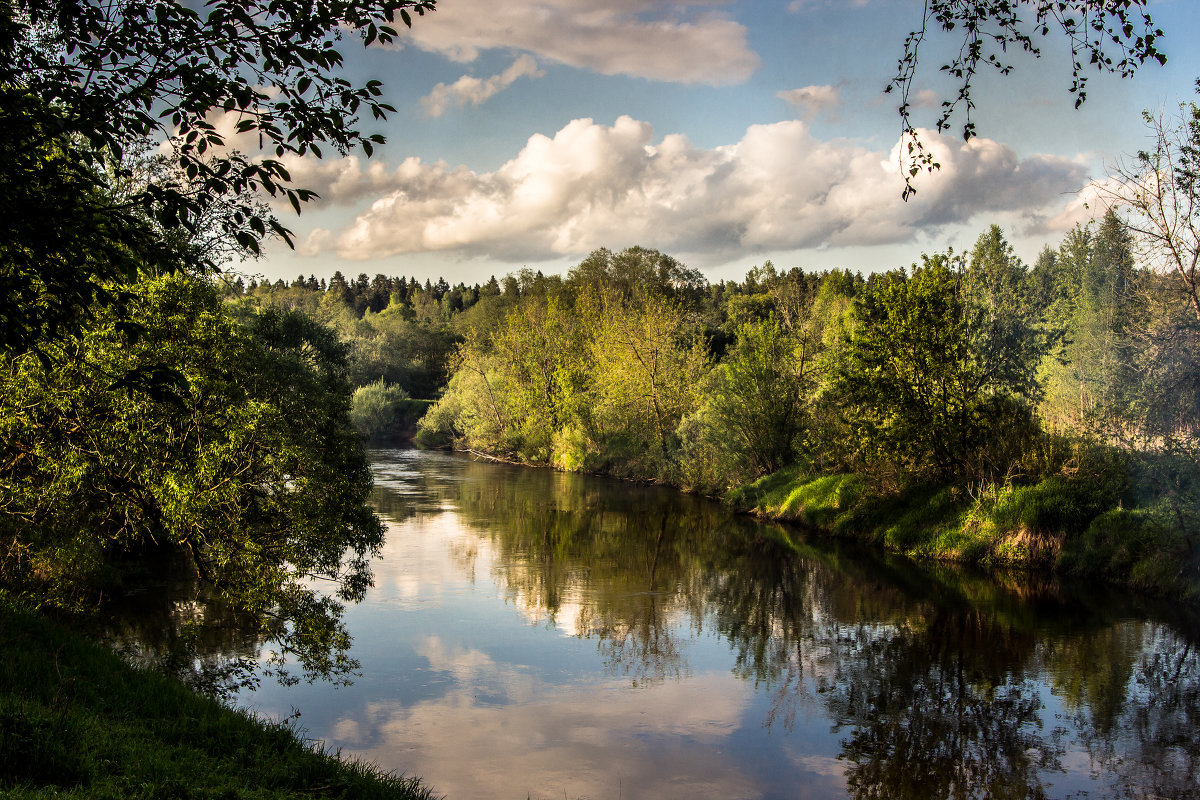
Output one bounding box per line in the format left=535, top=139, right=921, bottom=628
left=0, top=596, right=439, bottom=800
left=728, top=462, right=1200, bottom=604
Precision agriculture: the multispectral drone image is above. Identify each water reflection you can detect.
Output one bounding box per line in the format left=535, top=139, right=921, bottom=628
left=106, top=449, right=1200, bottom=799
left=364, top=450, right=1200, bottom=800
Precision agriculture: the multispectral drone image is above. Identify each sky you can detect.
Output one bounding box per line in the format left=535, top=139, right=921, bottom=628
left=240, top=0, right=1200, bottom=287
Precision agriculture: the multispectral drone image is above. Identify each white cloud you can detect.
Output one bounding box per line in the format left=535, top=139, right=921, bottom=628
left=1026, top=175, right=1121, bottom=235
left=292, top=116, right=1089, bottom=264
left=297, top=227, right=334, bottom=257
left=421, top=55, right=545, bottom=117
left=400, top=0, right=759, bottom=86
left=778, top=84, right=840, bottom=117
left=337, top=672, right=761, bottom=800
left=911, top=88, right=941, bottom=109
left=788, top=0, right=872, bottom=11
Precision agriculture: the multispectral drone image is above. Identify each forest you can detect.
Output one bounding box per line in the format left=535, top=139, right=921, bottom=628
left=214, top=208, right=1200, bottom=601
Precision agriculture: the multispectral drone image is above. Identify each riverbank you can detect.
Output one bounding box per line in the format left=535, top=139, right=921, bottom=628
left=429, top=437, right=1200, bottom=605
left=726, top=462, right=1200, bottom=604
left=0, top=596, right=438, bottom=799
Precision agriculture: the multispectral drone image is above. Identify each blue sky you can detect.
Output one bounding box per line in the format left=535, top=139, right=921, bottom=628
left=242, top=0, right=1200, bottom=286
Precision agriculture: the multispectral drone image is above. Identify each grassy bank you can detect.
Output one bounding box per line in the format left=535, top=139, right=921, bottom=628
left=0, top=597, right=437, bottom=800
left=727, top=461, right=1200, bottom=604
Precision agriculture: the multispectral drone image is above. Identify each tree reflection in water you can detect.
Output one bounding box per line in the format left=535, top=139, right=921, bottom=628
left=430, top=453, right=1200, bottom=800
left=1057, top=624, right=1199, bottom=800
left=106, top=451, right=1200, bottom=798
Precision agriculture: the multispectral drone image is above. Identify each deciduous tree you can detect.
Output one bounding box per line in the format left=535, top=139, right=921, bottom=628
left=835, top=242, right=1047, bottom=482
left=891, top=1, right=1165, bottom=198
left=1, top=0, right=435, bottom=353
left=0, top=273, right=381, bottom=683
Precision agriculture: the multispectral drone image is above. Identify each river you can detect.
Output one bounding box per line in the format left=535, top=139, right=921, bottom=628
left=146, top=449, right=1200, bottom=799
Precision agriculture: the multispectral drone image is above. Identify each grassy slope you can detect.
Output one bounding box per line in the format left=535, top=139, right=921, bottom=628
left=727, top=466, right=1200, bottom=604
left=0, top=598, right=438, bottom=800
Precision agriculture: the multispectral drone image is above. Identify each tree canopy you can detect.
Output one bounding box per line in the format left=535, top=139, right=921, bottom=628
left=1, top=0, right=435, bottom=355
left=1, top=273, right=383, bottom=685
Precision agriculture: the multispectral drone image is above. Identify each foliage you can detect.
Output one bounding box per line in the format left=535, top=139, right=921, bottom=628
left=237, top=272, right=468, bottom=398
left=0, top=90, right=170, bottom=357
left=0, top=273, right=381, bottom=682
left=1039, top=211, right=1138, bottom=432
left=890, top=0, right=1165, bottom=198
left=834, top=240, right=1048, bottom=483
left=684, top=316, right=811, bottom=484
left=418, top=248, right=709, bottom=480
left=589, top=287, right=707, bottom=470
left=350, top=379, right=420, bottom=441
left=394, top=224, right=1195, bottom=598
left=1, top=0, right=435, bottom=355
left=569, top=245, right=707, bottom=302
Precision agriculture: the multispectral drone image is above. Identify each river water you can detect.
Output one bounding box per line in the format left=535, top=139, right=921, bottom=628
left=225, top=449, right=1197, bottom=799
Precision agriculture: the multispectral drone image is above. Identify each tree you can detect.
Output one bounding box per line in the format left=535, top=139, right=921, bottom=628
left=350, top=379, right=412, bottom=441
left=702, top=317, right=812, bottom=479
left=834, top=244, right=1047, bottom=482
left=488, top=293, right=590, bottom=461
left=890, top=1, right=1165, bottom=199
left=569, top=247, right=707, bottom=304
left=1108, top=95, right=1200, bottom=321
left=1, top=0, right=435, bottom=353
left=590, top=288, right=708, bottom=468
left=1102, top=97, right=1200, bottom=469
left=964, top=226, right=1049, bottom=409
left=418, top=289, right=590, bottom=461
left=0, top=273, right=382, bottom=684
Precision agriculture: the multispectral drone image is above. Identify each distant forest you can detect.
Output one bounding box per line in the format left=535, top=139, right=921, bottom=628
left=230, top=216, right=1200, bottom=600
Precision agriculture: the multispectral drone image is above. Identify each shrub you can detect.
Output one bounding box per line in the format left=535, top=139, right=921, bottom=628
left=350, top=380, right=413, bottom=441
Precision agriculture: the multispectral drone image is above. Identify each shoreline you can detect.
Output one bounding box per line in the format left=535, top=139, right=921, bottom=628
left=0, top=596, right=438, bottom=799
left=443, top=445, right=1200, bottom=607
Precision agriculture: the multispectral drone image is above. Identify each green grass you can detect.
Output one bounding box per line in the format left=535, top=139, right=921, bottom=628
left=727, top=465, right=1200, bottom=603
left=0, top=596, right=439, bottom=800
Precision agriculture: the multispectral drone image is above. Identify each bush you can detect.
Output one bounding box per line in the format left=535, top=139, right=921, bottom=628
left=350, top=380, right=413, bottom=441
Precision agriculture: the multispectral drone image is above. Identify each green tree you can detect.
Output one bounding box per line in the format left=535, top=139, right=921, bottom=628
left=569, top=246, right=707, bottom=304
left=964, top=225, right=1049, bottom=410
left=0, top=273, right=381, bottom=682
left=0, top=92, right=168, bottom=356
left=490, top=294, right=591, bottom=461
left=2, top=0, right=435, bottom=354
left=350, top=379, right=413, bottom=441
left=590, top=288, right=708, bottom=471
left=702, top=317, right=812, bottom=478
left=1078, top=210, right=1137, bottom=424
left=835, top=247, right=1046, bottom=482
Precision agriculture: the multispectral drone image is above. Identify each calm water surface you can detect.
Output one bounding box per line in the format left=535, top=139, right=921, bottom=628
left=227, top=450, right=1197, bottom=799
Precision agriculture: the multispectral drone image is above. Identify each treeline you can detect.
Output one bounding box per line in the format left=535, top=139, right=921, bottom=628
left=224, top=268, right=507, bottom=439
left=402, top=225, right=1199, bottom=598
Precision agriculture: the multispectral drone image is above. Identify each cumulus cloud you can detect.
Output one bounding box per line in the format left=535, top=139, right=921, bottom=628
left=778, top=84, right=840, bottom=117
left=1025, top=175, right=1121, bottom=235
left=788, top=0, right=872, bottom=11
left=400, top=0, right=759, bottom=86
left=297, top=227, right=334, bottom=257
left=421, top=55, right=545, bottom=117
left=292, top=116, right=1089, bottom=263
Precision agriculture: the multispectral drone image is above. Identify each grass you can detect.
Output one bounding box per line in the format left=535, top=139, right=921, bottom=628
left=727, top=463, right=1200, bottom=604
left=0, top=595, right=439, bottom=800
